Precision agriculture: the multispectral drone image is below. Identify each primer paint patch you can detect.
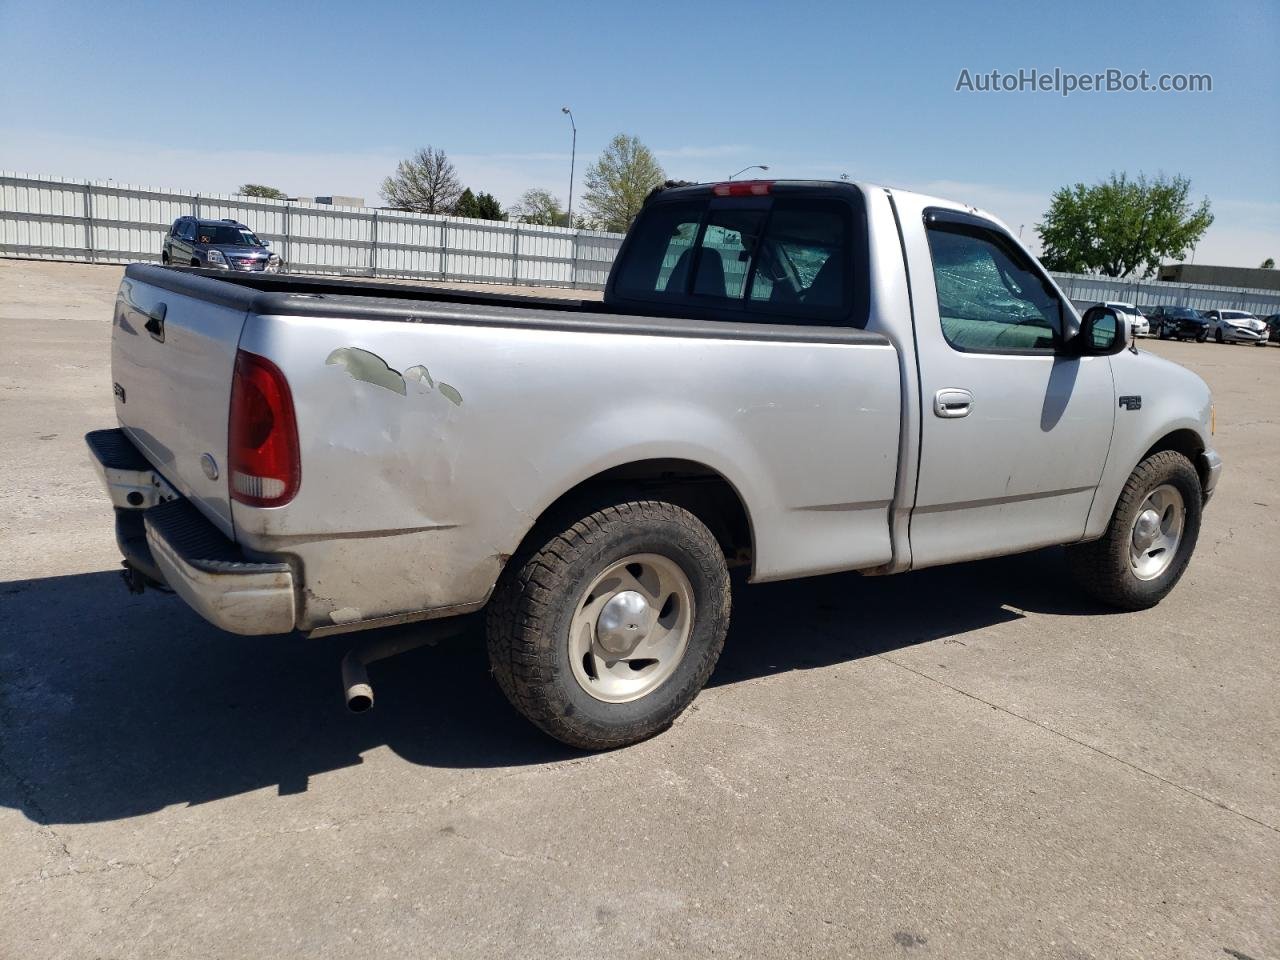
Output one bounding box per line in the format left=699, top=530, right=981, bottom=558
left=404, top=364, right=434, bottom=388
left=327, top=348, right=462, bottom=406
left=326, top=347, right=406, bottom=395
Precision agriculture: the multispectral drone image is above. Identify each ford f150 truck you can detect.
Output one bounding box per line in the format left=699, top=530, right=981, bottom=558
left=87, top=179, right=1222, bottom=749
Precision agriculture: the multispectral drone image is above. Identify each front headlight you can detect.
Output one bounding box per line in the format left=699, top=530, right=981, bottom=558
left=206, top=249, right=227, bottom=266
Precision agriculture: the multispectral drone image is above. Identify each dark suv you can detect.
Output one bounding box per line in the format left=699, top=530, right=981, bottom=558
left=162, top=217, right=281, bottom=272
left=1151, top=305, right=1209, bottom=342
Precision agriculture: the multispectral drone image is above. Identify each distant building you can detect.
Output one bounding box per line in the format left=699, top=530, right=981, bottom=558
left=1158, top=263, right=1280, bottom=292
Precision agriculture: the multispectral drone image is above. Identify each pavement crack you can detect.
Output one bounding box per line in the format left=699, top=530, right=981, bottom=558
left=878, top=654, right=1280, bottom=836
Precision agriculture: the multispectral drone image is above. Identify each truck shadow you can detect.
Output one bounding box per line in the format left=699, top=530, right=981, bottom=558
left=0, top=548, right=1115, bottom=824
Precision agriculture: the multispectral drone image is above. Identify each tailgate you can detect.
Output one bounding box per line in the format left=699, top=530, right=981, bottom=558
left=112, top=269, right=248, bottom=536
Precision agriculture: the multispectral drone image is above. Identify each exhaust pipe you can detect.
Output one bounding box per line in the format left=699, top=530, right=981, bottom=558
left=339, top=617, right=473, bottom=714
left=341, top=651, right=374, bottom=713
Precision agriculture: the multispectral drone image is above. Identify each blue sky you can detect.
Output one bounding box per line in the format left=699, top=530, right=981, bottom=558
left=2, top=0, right=1276, bottom=265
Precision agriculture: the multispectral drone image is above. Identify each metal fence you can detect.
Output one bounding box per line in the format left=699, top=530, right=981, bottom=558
left=0, top=171, right=624, bottom=290
left=4, top=170, right=1279, bottom=315
left=1051, top=271, right=1280, bottom=317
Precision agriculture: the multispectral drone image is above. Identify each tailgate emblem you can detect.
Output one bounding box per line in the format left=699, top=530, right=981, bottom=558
left=200, top=453, right=220, bottom=481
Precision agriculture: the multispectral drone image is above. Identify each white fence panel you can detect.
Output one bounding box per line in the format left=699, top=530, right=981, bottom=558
left=7, top=171, right=1279, bottom=311
left=0, top=170, right=622, bottom=290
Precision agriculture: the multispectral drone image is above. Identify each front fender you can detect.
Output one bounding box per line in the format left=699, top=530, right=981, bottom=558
left=1083, top=350, right=1213, bottom=539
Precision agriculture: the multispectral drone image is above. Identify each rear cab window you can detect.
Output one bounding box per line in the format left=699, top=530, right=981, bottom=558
left=608, top=185, right=867, bottom=327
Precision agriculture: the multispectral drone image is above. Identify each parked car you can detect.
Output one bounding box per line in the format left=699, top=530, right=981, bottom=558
left=1263, top=314, right=1280, bottom=344
left=1203, top=309, right=1268, bottom=345
left=162, top=217, right=282, bottom=273
left=1103, top=301, right=1148, bottom=337
left=87, top=179, right=1221, bottom=749
left=1152, top=306, right=1210, bottom=341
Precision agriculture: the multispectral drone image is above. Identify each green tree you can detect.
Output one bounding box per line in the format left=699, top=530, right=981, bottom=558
left=454, top=188, right=505, bottom=221
left=582, top=133, right=666, bottom=233
left=511, top=188, right=570, bottom=226
left=381, top=146, right=463, bottom=214
left=1261, top=257, right=1275, bottom=269
left=1036, top=173, right=1213, bottom=278
left=239, top=184, right=286, bottom=199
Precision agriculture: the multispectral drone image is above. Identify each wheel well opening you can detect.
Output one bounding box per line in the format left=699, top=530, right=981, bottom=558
left=537, top=459, right=754, bottom=570
left=1143, top=429, right=1207, bottom=486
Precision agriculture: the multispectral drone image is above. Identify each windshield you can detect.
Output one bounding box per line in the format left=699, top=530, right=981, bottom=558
left=1171, top=308, right=1201, bottom=319
left=195, top=224, right=261, bottom=246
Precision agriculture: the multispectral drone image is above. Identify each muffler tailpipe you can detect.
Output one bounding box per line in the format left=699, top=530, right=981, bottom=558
left=341, top=651, right=374, bottom=713
left=339, top=617, right=473, bottom=714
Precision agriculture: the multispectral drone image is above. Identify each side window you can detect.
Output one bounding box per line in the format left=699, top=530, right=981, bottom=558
left=183, top=220, right=197, bottom=241
left=925, top=224, right=1062, bottom=353
left=170, top=219, right=182, bottom=237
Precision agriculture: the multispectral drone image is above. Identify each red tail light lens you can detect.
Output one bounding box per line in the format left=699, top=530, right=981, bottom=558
left=711, top=180, right=773, bottom=197
left=228, top=349, right=300, bottom=507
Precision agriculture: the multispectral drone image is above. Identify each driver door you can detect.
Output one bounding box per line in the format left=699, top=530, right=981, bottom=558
left=908, top=209, right=1116, bottom=567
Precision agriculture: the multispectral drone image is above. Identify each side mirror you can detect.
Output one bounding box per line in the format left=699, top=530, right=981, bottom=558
left=260, top=240, right=271, bottom=248
left=1076, top=307, right=1130, bottom=356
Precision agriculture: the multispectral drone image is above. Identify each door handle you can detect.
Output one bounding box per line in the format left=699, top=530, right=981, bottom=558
left=144, top=303, right=167, bottom=342
left=933, top=388, right=973, bottom=418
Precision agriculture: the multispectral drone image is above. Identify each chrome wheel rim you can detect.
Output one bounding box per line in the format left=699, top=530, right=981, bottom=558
left=568, top=553, right=695, bottom=703
left=1129, top=484, right=1184, bottom=581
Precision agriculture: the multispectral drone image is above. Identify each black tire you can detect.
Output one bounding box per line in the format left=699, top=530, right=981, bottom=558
left=1157, top=324, right=1170, bottom=340
left=1214, top=329, right=1224, bottom=343
left=1066, top=451, right=1202, bottom=610
left=160, top=252, right=169, bottom=265
left=486, top=500, right=731, bottom=750
left=1195, top=331, right=1208, bottom=343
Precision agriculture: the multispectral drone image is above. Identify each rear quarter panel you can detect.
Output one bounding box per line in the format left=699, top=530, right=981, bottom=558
left=235, top=311, right=903, bottom=632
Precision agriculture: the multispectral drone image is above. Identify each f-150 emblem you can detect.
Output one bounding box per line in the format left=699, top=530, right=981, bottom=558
left=1118, top=395, right=1142, bottom=411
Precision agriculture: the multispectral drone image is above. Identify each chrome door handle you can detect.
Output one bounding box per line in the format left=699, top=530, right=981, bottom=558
left=933, top=388, right=973, bottom=418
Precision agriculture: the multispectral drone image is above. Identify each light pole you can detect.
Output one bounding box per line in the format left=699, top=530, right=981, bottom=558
left=728, top=164, right=769, bottom=180
left=561, top=107, right=576, bottom=227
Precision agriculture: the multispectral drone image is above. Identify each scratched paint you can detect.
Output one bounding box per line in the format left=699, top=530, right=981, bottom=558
left=404, top=364, right=434, bottom=388
left=326, top=347, right=407, bottom=396
left=327, top=349, right=462, bottom=406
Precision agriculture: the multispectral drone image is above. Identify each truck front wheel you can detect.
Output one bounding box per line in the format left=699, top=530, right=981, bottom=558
left=486, top=500, right=731, bottom=750
left=1066, top=451, right=1202, bottom=610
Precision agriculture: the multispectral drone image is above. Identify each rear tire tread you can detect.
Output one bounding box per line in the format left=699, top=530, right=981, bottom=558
left=486, top=500, right=729, bottom=750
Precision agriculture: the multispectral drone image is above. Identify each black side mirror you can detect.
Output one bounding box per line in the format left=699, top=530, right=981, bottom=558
left=1076, top=307, right=1130, bottom=355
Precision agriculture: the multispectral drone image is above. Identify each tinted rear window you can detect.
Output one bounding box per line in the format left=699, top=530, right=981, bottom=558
left=611, top=195, right=858, bottom=325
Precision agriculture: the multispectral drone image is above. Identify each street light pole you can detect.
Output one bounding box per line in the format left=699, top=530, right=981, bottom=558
left=561, top=107, right=576, bottom=227
left=728, top=164, right=769, bottom=180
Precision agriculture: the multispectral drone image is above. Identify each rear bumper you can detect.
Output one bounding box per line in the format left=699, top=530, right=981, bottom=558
left=87, top=429, right=297, bottom=635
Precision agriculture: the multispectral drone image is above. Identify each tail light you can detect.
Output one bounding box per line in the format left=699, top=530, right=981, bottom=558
left=228, top=349, right=300, bottom=507
left=711, top=180, right=773, bottom=197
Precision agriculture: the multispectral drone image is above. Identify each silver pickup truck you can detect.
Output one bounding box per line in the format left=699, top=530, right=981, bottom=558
left=87, top=179, right=1221, bottom=749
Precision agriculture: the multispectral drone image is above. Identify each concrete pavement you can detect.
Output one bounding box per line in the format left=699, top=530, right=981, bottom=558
left=1, top=260, right=1276, bottom=959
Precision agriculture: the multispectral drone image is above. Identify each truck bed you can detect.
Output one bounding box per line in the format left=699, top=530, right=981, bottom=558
left=111, top=264, right=902, bottom=634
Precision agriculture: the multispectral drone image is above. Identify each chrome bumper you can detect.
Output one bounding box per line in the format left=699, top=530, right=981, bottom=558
left=86, top=429, right=297, bottom=635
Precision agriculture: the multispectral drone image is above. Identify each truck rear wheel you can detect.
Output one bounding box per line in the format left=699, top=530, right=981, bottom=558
left=1066, top=450, right=1202, bottom=610
left=486, top=500, right=730, bottom=750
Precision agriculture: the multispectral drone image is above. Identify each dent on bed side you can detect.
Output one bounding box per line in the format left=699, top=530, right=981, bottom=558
left=325, top=348, right=463, bottom=405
